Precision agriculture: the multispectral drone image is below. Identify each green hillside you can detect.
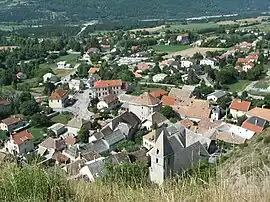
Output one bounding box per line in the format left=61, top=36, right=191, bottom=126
left=0, top=0, right=269, bottom=23
left=1, top=130, right=269, bottom=202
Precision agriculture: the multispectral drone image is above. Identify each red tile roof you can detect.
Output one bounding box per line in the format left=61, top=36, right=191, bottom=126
left=12, top=130, right=33, bottom=145
left=134, top=72, right=142, bottom=78
left=237, top=58, right=248, bottom=63
left=161, top=96, right=175, bottom=106
left=88, top=68, right=100, bottom=74
left=179, top=33, right=189, bottom=37
left=0, top=100, right=9, bottom=105
left=242, top=121, right=264, bottom=133
left=229, top=99, right=251, bottom=112
left=64, top=136, right=78, bottom=145
left=132, top=92, right=160, bottom=106
left=136, top=63, right=149, bottom=71
left=49, top=89, right=67, bottom=100
left=1, top=115, right=24, bottom=126
left=94, top=80, right=122, bottom=88
left=150, top=89, right=168, bottom=98
left=235, top=66, right=242, bottom=72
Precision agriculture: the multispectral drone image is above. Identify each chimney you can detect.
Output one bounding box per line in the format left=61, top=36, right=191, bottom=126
left=237, top=99, right=242, bottom=103
left=255, top=118, right=258, bottom=126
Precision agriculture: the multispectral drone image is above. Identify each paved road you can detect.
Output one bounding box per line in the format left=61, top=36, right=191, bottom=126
left=198, top=74, right=213, bottom=87
left=65, top=89, right=94, bottom=120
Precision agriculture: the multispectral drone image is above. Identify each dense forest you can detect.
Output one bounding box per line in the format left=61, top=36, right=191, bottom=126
left=0, top=0, right=269, bottom=23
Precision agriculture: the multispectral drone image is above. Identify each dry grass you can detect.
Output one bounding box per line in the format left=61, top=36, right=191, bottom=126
left=163, top=47, right=224, bottom=58
left=73, top=168, right=270, bottom=202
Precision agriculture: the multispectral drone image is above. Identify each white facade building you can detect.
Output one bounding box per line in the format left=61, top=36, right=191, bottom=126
left=180, top=60, right=193, bottom=68
left=5, top=130, right=34, bottom=156
left=129, top=92, right=161, bottom=121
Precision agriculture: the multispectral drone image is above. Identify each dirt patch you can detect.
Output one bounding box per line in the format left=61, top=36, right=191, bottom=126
left=163, top=47, right=224, bottom=58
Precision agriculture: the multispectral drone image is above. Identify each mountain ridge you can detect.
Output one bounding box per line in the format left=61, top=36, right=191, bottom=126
left=0, top=0, right=269, bottom=23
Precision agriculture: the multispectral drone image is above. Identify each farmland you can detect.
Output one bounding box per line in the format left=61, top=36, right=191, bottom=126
left=152, top=44, right=190, bottom=53
left=163, top=47, right=224, bottom=58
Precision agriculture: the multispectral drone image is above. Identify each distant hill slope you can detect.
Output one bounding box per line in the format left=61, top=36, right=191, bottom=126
left=0, top=0, right=269, bottom=23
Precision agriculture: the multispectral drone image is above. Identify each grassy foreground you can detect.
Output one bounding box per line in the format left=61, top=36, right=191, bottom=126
left=1, top=131, right=270, bottom=202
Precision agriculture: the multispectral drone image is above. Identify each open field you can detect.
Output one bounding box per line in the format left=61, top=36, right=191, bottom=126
left=28, top=127, right=45, bottom=144
left=163, top=47, right=224, bottom=58
left=51, top=112, right=74, bottom=124
left=56, top=54, right=79, bottom=62
left=254, top=80, right=270, bottom=89
left=228, top=80, right=251, bottom=92
left=130, top=25, right=166, bottom=33
left=161, top=22, right=219, bottom=31
left=0, top=24, right=26, bottom=31
left=53, top=69, right=75, bottom=77
left=152, top=44, right=189, bottom=53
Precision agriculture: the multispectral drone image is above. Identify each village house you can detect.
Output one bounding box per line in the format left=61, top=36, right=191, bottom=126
left=68, top=79, right=84, bottom=91
left=152, top=73, right=167, bottom=83
left=49, top=89, right=68, bottom=109
left=43, top=73, right=59, bottom=83
left=5, top=130, right=34, bottom=156
left=48, top=123, right=67, bottom=137
left=87, top=47, right=100, bottom=54
left=142, top=112, right=170, bottom=131
left=246, top=107, right=270, bottom=122
left=207, top=91, right=226, bottom=103
left=97, top=94, right=118, bottom=110
left=176, top=33, right=189, bottom=43
left=199, top=58, right=217, bottom=69
left=204, top=123, right=255, bottom=145
left=0, top=115, right=27, bottom=133
left=57, top=61, right=72, bottom=69
left=148, top=123, right=212, bottom=184
left=66, top=118, right=92, bottom=136
left=86, top=73, right=101, bottom=89
left=89, top=80, right=123, bottom=99
left=229, top=99, right=251, bottom=118
left=37, top=137, right=66, bottom=159
left=180, top=60, right=193, bottom=68
left=89, top=111, right=140, bottom=145
left=241, top=116, right=268, bottom=133
left=0, top=100, right=11, bottom=115
left=88, top=67, right=100, bottom=75
left=16, top=72, right=27, bottom=80
left=118, top=94, right=137, bottom=112
left=129, top=92, right=161, bottom=121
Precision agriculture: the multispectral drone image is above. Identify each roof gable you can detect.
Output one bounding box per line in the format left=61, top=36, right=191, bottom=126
left=229, top=99, right=251, bottom=112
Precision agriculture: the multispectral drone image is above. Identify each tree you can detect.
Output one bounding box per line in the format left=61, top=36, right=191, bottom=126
left=43, top=82, right=56, bottom=96
left=192, top=52, right=203, bottom=60
left=237, top=115, right=247, bottom=126
left=264, top=94, right=270, bottom=107
left=187, top=70, right=200, bottom=85
left=116, top=140, right=139, bottom=152
left=31, top=113, right=51, bottom=127
left=161, top=106, right=175, bottom=119
left=77, top=63, right=89, bottom=78
left=152, top=63, right=161, bottom=74
left=77, top=125, right=89, bottom=143
left=241, top=91, right=248, bottom=99
left=20, top=100, right=41, bottom=116
left=19, top=91, right=33, bottom=103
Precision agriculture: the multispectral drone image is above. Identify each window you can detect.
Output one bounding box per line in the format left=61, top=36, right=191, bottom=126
left=157, top=149, right=159, bottom=154
left=156, top=158, right=158, bottom=163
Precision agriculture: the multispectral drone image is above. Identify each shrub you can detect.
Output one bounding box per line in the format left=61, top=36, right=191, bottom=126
left=263, top=135, right=270, bottom=144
